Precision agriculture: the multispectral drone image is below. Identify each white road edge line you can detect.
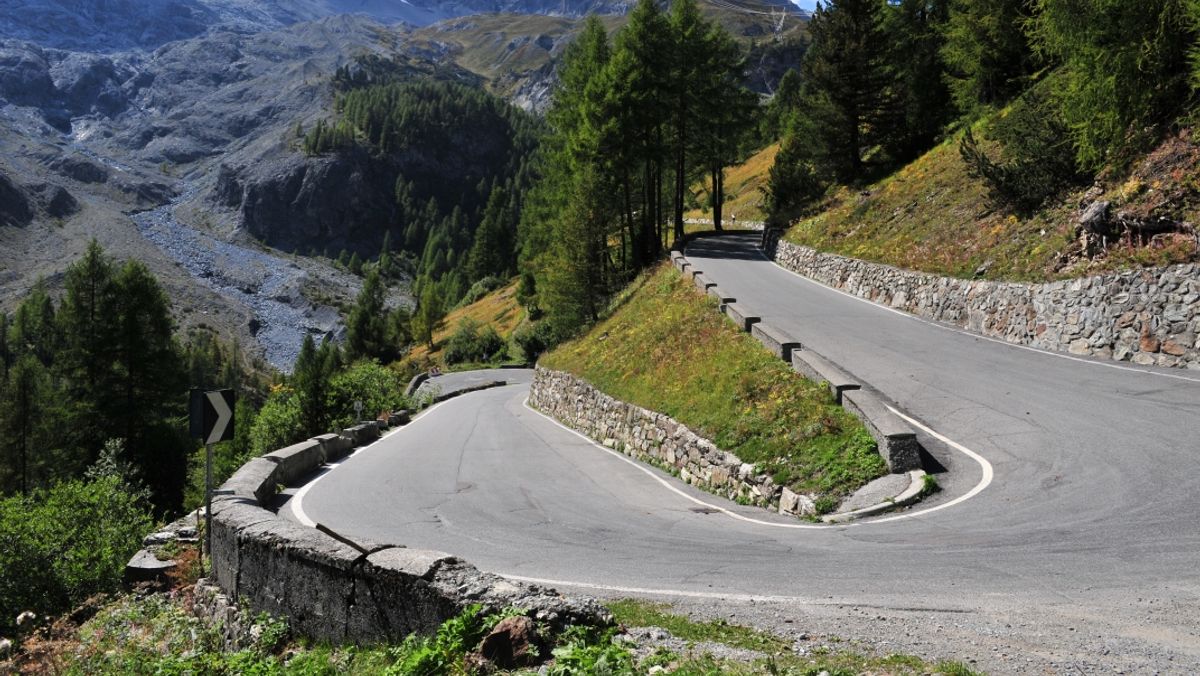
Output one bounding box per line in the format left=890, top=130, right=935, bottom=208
left=871, top=405, right=993, bottom=523
left=499, top=574, right=820, bottom=604
left=523, top=396, right=992, bottom=527
left=289, top=397, right=460, bottom=528
left=718, top=243, right=1200, bottom=385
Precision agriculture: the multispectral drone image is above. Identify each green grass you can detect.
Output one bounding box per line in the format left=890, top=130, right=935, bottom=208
left=608, top=599, right=789, bottom=653
left=608, top=598, right=985, bottom=676
left=541, top=264, right=886, bottom=502
left=16, top=587, right=984, bottom=675
left=782, top=126, right=1200, bottom=283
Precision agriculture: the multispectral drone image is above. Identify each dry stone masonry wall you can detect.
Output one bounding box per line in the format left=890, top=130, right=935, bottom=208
left=771, top=238, right=1200, bottom=369
left=529, top=367, right=820, bottom=517
left=174, top=415, right=608, bottom=644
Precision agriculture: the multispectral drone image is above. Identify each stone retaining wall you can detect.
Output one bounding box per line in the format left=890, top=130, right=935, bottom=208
left=529, top=367, right=819, bottom=516
left=770, top=237, right=1200, bottom=369
left=203, top=417, right=608, bottom=643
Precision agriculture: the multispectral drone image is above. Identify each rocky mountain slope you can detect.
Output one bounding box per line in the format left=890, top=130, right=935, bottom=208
left=0, top=2, right=807, bottom=370
left=0, top=0, right=640, bottom=52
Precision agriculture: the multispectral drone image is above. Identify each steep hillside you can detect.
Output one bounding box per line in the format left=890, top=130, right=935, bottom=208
left=0, top=0, right=639, bottom=52
left=403, top=279, right=527, bottom=368
left=413, top=0, right=807, bottom=110
left=783, top=129, right=1200, bottom=282
left=687, top=142, right=778, bottom=223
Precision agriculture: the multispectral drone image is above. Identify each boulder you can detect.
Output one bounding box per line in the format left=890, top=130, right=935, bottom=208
left=478, top=615, right=541, bottom=669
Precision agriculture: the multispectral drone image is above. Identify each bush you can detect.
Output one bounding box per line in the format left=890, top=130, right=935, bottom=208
left=0, top=459, right=153, bottom=634
left=248, top=388, right=305, bottom=458
left=512, top=320, right=560, bottom=362
left=455, top=276, right=505, bottom=309
left=959, top=82, right=1084, bottom=214
left=442, top=319, right=507, bottom=365
left=326, top=360, right=407, bottom=428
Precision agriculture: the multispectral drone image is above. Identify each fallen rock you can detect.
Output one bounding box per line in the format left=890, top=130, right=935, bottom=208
left=478, top=615, right=541, bottom=669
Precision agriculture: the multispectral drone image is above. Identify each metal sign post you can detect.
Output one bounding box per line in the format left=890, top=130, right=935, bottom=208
left=190, top=388, right=236, bottom=577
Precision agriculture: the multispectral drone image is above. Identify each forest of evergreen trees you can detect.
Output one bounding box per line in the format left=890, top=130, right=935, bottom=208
left=768, top=0, right=1200, bottom=222
left=303, top=79, right=540, bottom=309
left=519, top=0, right=758, bottom=338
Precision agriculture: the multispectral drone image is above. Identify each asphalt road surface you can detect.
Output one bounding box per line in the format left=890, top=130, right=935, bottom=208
left=289, top=234, right=1200, bottom=672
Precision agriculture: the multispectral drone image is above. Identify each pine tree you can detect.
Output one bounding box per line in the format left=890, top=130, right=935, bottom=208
left=1030, top=0, right=1197, bottom=169
left=346, top=269, right=392, bottom=362
left=412, top=284, right=444, bottom=349
left=0, top=354, right=54, bottom=494
left=56, top=240, right=117, bottom=468
left=109, top=260, right=187, bottom=512
left=692, top=24, right=757, bottom=231
left=8, top=281, right=58, bottom=368
left=797, top=0, right=895, bottom=181
left=292, top=335, right=332, bottom=437
left=467, top=186, right=515, bottom=280
left=608, top=0, right=673, bottom=266
left=0, top=312, right=9, bottom=380
left=884, top=0, right=954, bottom=162
left=667, top=0, right=713, bottom=241
left=940, top=0, right=1037, bottom=115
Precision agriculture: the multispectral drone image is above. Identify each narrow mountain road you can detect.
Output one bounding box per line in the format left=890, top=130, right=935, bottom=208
left=288, top=234, right=1200, bottom=673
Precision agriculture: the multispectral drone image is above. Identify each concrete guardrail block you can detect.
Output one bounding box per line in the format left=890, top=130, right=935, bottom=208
left=750, top=322, right=802, bottom=362
left=219, top=457, right=281, bottom=504
left=723, top=303, right=761, bottom=333
left=707, top=285, right=735, bottom=307
left=692, top=272, right=717, bottom=292
left=265, top=439, right=324, bottom=486
left=313, top=433, right=352, bottom=462
left=841, top=389, right=922, bottom=473
left=791, top=349, right=860, bottom=404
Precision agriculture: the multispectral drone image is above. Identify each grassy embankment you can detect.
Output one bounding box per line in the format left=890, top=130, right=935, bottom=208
left=5, top=587, right=980, bottom=674
left=541, top=264, right=885, bottom=504
left=781, top=128, right=1200, bottom=282
left=685, top=142, right=780, bottom=224
left=400, top=279, right=527, bottom=371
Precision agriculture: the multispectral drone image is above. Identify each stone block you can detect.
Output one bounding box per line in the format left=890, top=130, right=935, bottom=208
left=841, top=390, right=922, bottom=472
left=219, top=457, right=281, bottom=504
left=125, top=547, right=176, bottom=585
left=313, top=433, right=353, bottom=462
left=692, top=273, right=717, bottom=292
left=265, top=439, right=324, bottom=486
left=751, top=322, right=802, bottom=361
left=778, top=488, right=815, bottom=516
left=723, top=303, right=761, bottom=332
left=791, top=349, right=860, bottom=404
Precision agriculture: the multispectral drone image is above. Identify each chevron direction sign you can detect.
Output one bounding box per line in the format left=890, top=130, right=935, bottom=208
left=190, top=389, right=235, bottom=445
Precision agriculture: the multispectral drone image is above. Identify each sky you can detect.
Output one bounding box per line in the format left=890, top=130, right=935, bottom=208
left=791, top=0, right=818, bottom=11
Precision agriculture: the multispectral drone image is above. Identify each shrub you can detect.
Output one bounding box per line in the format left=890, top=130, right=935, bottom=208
left=0, top=458, right=153, bottom=635
left=325, top=360, right=407, bottom=428
left=455, top=276, right=505, bottom=309
left=512, top=320, right=560, bottom=362
left=248, top=388, right=305, bottom=458
left=443, top=319, right=507, bottom=365
left=959, top=82, right=1084, bottom=214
